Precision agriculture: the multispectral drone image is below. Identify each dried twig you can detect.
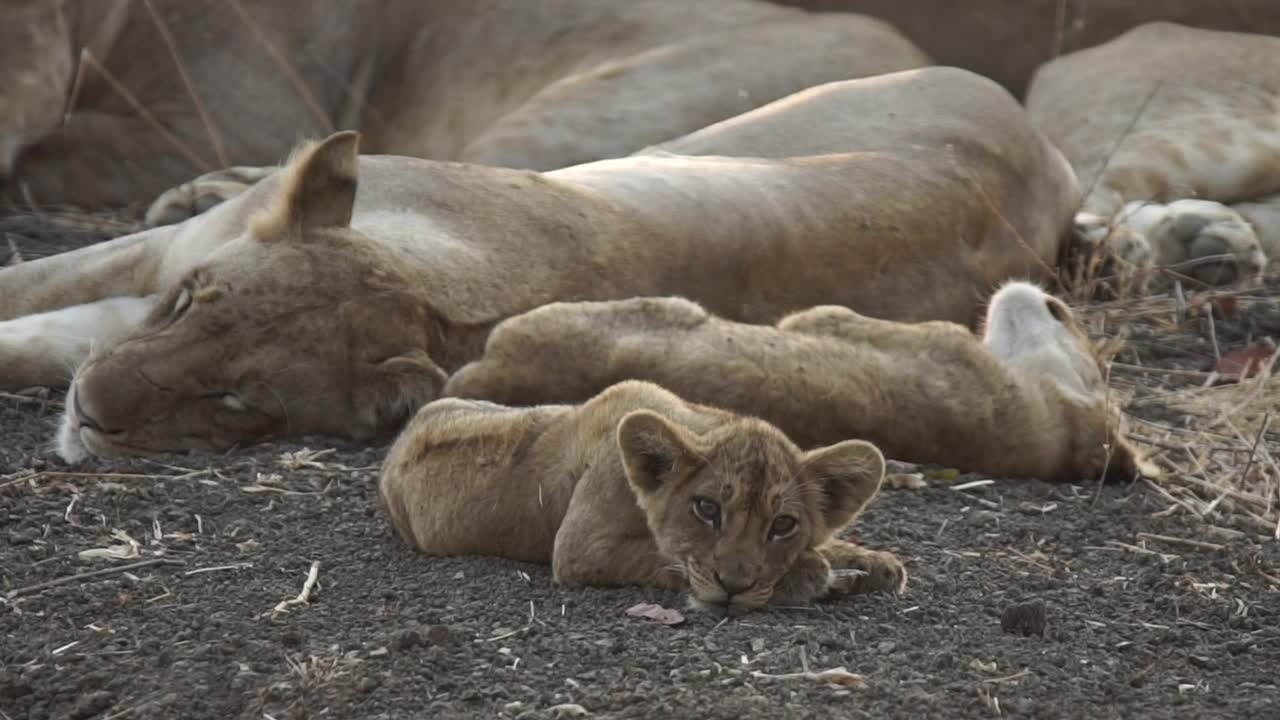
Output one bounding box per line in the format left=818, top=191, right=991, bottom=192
left=268, top=560, right=321, bottom=618
left=5, top=558, right=185, bottom=599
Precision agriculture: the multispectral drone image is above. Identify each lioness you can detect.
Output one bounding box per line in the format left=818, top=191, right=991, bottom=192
left=0, top=0, right=927, bottom=213
left=379, top=380, right=905, bottom=614
left=1026, top=22, right=1280, bottom=286
left=780, top=0, right=1280, bottom=97
left=447, top=281, right=1153, bottom=483
left=0, top=68, right=1079, bottom=460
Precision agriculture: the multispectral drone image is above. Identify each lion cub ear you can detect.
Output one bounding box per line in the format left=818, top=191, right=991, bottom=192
left=616, top=410, right=703, bottom=497
left=801, top=440, right=886, bottom=534
left=254, top=130, right=361, bottom=238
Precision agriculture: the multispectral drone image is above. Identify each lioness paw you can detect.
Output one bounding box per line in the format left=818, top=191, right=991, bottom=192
left=1097, top=201, right=1268, bottom=287
left=144, top=166, right=277, bottom=226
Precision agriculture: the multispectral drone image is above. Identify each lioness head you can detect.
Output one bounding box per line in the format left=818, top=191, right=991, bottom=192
left=615, top=410, right=885, bottom=613
left=58, top=131, right=448, bottom=461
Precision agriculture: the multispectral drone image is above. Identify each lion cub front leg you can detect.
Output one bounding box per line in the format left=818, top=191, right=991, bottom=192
left=551, top=467, right=686, bottom=593
left=769, top=540, right=906, bottom=606
left=820, top=538, right=907, bottom=596
left=768, top=549, right=835, bottom=606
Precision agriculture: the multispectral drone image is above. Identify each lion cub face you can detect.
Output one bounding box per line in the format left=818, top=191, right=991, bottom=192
left=616, top=411, right=885, bottom=613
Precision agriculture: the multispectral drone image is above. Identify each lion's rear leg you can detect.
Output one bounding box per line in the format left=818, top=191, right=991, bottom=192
left=778, top=305, right=972, bottom=347
left=0, top=295, right=155, bottom=390
left=144, top=165, right=278, bottom=226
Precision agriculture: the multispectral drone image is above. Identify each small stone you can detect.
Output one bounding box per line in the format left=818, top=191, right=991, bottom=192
left=424, top=624, right=454, bottom=646
left=1001, top=600, right=1047, bottom=637
left=7, top=529, right=38, bottom=545
left=876, top=641, right=896, bottom=654
left=750, top=638, right=766, bottom=653
left=393, top=628, right=421, bottom=651
left=356, top=676, right=380, bottom=693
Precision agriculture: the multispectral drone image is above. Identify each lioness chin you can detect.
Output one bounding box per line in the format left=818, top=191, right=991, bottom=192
left=379, top=381, right=905, bottom=615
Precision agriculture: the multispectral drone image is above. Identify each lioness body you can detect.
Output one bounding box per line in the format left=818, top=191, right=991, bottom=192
left=1, top=0, right=927, bottom=211
left=0, top=68, right=1079, bottom=458
left=447, top=284, right=1149, bottom=483
left=380, top=380, right=904, bottom=612
left=1026, top=22, right=1280, bottom=284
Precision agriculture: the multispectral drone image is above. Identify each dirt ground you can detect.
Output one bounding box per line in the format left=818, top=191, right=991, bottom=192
left=2, top=226, right=1279, bottom=719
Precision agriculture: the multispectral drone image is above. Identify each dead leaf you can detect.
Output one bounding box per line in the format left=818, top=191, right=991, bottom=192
left=750, top=666, right=867, bottom=688
left=885, top=473, right=926, bottom=489
left=1214, top=343, right=1276, bottom=382
left=625, top=602, right=685, bottom=626
left=1213, top=296, right=1239, bottom=318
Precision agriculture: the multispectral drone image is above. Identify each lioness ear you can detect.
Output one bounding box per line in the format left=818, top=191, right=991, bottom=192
left=802, top=440, right=886, bottom=534
left=616, top=410, right=702, bottom=497
left=254, top=130, right=361, bottom=238
left=357, top=350, right=448, bottom=436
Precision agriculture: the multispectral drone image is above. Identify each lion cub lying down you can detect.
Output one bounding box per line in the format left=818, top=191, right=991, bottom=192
left=446, top=282, right=1153, bottom=484
left=379, top=381, right=904, bottom=614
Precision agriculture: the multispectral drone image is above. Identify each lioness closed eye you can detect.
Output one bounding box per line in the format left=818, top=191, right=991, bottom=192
left=378, top=381, right=905, bottom=614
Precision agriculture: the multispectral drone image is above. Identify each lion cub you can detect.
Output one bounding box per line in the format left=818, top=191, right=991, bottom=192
left=446, top=281, right=1153, bottom=483
left=379, top=381, right=904, bottom=614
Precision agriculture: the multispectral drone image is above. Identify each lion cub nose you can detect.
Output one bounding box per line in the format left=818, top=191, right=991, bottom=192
left=715, top=559, right=759, bottom=596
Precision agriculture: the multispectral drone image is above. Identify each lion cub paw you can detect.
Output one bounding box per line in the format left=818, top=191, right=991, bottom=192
left=769, top=550, right=834, bottom=606
left=827, top=548, right=907, bottom=596
left=144, top=166, right=277, bottom=226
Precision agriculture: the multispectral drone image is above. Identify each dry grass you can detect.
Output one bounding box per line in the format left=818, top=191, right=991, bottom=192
left=1, top=207, right=144, bottom=258
left=1071, top=267, right=1280, bottom=536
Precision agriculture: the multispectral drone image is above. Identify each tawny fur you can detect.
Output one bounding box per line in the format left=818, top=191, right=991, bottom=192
left=0, top=0, right=927, bottom=213
left=1026, top=22, right=1280, bottom=286
left=447, top=282, right=1155, bottom=484
left=379, top=380, right=905, bottom=614
left=0, top=68, right=1079, bottom=459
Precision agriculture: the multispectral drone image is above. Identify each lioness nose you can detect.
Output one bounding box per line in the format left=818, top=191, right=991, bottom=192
left=72, top=387, right=105, bottom=431
left=715, top=559, right=758, bottom=596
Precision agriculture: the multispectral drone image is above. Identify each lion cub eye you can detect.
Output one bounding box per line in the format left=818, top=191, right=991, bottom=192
left=691, top=497, right=721, bottom=527
left=769, top=515, right=798, bottom=540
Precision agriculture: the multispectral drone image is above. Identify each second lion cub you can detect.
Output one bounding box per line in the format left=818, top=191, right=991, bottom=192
left=379, top=381, right=904, bottom=615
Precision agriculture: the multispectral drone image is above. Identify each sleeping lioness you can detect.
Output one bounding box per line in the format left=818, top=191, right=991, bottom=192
left=0, top=68, right=1079, bottom=460
left=0, top=0, right=927, bottom=213
left=446, top=281, right=1154, bottom=483
left=379, top=380, right=904, bottom=614
left=1026, top=23, right=1280, bottom=287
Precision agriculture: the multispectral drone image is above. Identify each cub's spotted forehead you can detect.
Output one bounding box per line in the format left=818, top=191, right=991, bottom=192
left=701, top=422, right=804, bottom=508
